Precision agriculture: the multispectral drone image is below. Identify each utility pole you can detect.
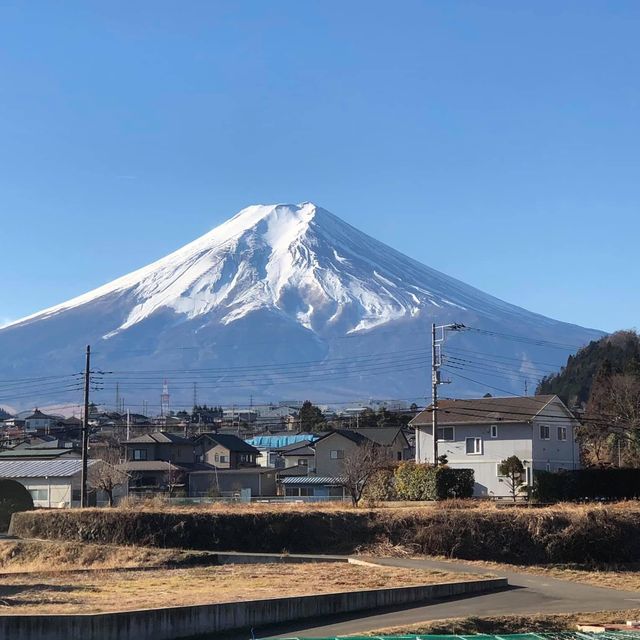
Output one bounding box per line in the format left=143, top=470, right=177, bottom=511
left=431, top=324, right=438, bottom=466
left=431, top=323, right=466, bottom=466
left=80, top=345, right=91, bottom=508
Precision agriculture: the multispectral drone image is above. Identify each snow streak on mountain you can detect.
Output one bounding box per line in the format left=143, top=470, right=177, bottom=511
left=0, top=203, right=603, bottom=409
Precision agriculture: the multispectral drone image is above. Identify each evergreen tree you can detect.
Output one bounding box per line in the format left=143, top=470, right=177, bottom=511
left=299, top=400, right=326, bottom=431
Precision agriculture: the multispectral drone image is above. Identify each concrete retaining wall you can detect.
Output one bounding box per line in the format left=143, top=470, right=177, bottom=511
left=0, top=578, right=507, bottom=640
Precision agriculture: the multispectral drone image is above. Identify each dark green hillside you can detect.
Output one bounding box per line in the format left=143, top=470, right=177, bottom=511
left=537, top=330, right=640, bottom=407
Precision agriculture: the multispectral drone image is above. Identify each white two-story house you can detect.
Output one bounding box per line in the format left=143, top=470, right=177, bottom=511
left=411, top=395, right=581, bottom=497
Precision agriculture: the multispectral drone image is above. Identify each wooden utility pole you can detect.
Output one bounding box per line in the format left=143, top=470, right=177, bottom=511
left=80, top=345, right=91, bottom=508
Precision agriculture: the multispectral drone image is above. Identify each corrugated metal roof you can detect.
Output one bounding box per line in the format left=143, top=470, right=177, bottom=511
left=0, top=459, right=97, bottom=478
left=0, top=448, right=79, bottom=458
left=280, top=476, right=344, bottom=485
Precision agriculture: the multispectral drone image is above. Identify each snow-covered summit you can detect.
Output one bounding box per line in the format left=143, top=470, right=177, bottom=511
left=0, top=202, right=604, bottom=405
left=9, top=202, right=546, bottom=338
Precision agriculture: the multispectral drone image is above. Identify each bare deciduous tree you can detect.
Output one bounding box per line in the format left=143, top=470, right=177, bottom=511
left=338, top=441, right=386, bottom=507
left=582, top=372, right=640, bottom=467
left=87, top=447, right=128, bottom=507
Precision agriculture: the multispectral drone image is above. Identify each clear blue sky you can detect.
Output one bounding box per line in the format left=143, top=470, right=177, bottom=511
left=1, top=1, right=638, bottom=333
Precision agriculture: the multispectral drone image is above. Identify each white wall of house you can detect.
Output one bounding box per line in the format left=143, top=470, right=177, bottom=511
left=416, top=422, right=534, bottom=496
left=415, top=402, right=580, bottom=497
left=15, top=476, right=79, bottom=508
left=530, top=398, right=581, bottom=473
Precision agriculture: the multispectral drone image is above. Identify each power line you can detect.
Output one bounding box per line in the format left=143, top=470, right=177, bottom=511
left=466, top=326, right=591, bottom=350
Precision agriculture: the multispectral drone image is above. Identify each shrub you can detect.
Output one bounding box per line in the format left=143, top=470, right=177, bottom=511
left=0, top=479, right=34, bottom=531
left=534, top=468, right=640, bottom=502
left=393, top=463, right=474, bottom=500
left=362, top=466, right=398, bottom=502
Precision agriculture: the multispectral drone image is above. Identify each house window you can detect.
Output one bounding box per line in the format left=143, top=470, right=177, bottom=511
left=285, top=486, right=314, bottom=496
left=328, top=486, right=344, bottom=497
left=465, top=437, right=482, bottom=455
left=490, top=425, right=498, bottom=438
left=330, top=450, right=344, bottom=460
left=219, top=455, right=228, bottom=463
left=397, top=451, right=402, bottom=461
left=546, top=463, right=551, bottom=472
left=557, top=426, right=567, bottom=441
left=299, top=459, right=308, bottom=467
left=437, top=427, right=454, bottom=441
left=539, top=425, right=550, bottom=440
left=133, top=449, right=147, bottom=461
left=29, top=488, right=48, bottom=501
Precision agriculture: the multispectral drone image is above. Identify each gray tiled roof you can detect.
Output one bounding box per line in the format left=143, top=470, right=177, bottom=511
left=410, top=395, right=558, bottom=426
left=122, top=432, right=192, bottom=445
left=118, top=460, right=188, bottom=472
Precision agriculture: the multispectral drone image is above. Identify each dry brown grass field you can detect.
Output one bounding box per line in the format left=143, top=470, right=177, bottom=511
left=0, top=540, right=215, bottom=573
left=0, top=561, right=484, bottom=614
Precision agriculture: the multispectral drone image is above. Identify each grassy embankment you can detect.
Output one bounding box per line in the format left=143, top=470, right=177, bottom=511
left=11, top=500, right=640, bottom=564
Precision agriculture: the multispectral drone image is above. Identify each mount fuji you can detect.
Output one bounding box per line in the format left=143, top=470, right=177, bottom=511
left=0, top=203, right=603, bottom=411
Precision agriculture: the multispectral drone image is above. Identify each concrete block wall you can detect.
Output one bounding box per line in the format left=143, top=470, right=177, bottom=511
left=0, top=578, right=507, bottom=640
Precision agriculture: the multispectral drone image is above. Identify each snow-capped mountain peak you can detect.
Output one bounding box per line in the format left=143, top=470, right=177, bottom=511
left=8, top=202, right=477, bottom=338
left=0, top=202, right=604, bottom=406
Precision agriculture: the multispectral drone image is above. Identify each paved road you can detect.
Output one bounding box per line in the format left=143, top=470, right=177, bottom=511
left=263, top=556, right=640, bottom=638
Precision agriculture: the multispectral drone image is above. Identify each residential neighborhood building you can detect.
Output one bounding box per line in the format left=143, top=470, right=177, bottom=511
left=246, top=433, right=318, bottom=467
left=194, top=433, right=259, bottom=469
left=188, top=467, right=277, bottom=497
left=279, top=475, right=346, bottom=498
left=279, top=441, right=315, bottom=469
left=0, top=459, right=121, bottom=508
left=118, top=460, right=189, bottom=496
left=0, top=447, right=81, bottom=460
left=122, top=432, right=195, bottom=465
left=24, top=409, right=59, bottom=434
left=350, top=427, right=412, bottom=461
left=411, top=395, right=581, bottom=497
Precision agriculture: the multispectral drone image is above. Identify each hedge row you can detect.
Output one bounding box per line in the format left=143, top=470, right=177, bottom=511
left=394, top=464, right=474, bottom=500
left=11, top=504, right=640, bottom=563
left=535, top=468, right=640, bottom=502
left=367, top=463, right=474, bottom=501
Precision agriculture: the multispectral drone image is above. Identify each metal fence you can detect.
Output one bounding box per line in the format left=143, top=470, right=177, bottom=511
left=123, top=493, right=349, bottom=505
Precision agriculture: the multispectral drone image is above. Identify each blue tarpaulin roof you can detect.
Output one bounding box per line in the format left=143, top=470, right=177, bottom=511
left=246, top=434, right=318, bottom=449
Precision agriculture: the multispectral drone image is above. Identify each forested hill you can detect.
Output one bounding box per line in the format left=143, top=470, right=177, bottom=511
left=536, top=330, right=640, bottom=407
